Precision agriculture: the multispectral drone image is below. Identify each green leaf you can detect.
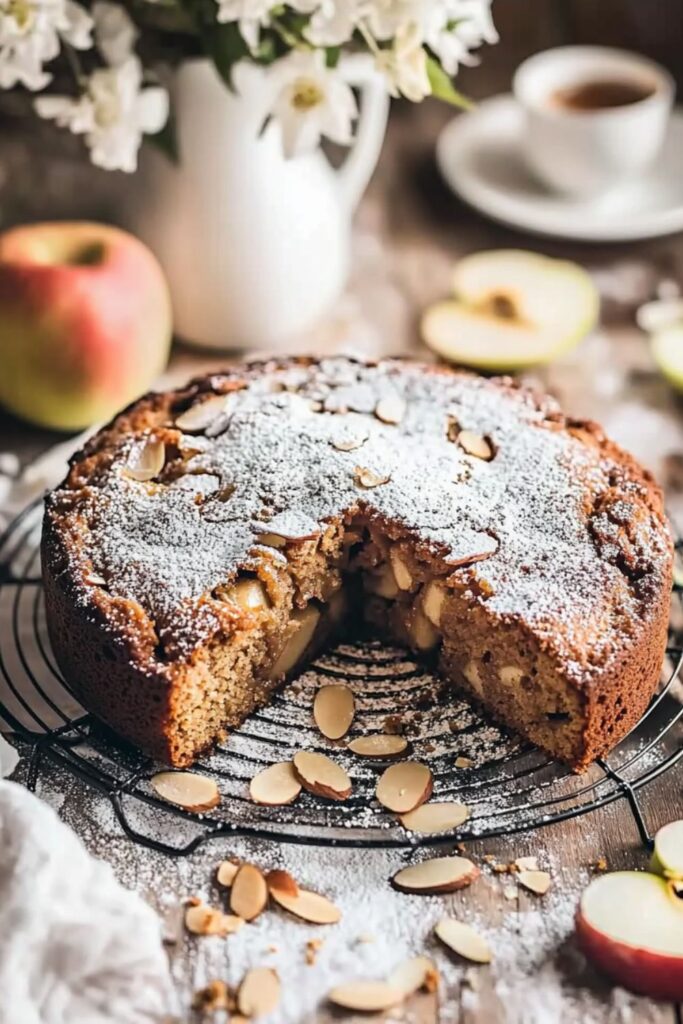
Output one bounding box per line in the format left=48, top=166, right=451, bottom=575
left=202, top=19, right=249, bottom=89
left=426, top=56, right=474, bottom=110
left=325, top=45, right=340, bottom=68
left=178, top=0, right=248, bottom=89
left=148, top=115, right=179, bottom=164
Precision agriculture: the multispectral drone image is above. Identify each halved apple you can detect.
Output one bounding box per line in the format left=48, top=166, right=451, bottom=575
left=651, top=324, right=683, bottom=392
left=575, top=871, right=683, bottom=1000
left=421, top=249, right=599, bottom=371
left=650, top=820, right=683, bottom=880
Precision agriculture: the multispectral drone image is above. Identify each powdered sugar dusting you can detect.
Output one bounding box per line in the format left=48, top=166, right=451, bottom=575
left=48, top=358, right=670, bottom=676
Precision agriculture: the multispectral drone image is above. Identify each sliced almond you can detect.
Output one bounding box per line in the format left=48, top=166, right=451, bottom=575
left=347, top=734, right=408, bottom=759
left=422, top=581, right=446, bottom=627
left=389, top=547, right=412, bottom=590
left=400, top=801, right=470, bottom=835
left=85, top=571, right=107, bottom=587
left=313, top=684, right=355, bottom=740
left=514, top=856, right=539, bottom=872
left=293, top=751, right=352, bottom=801
left=331, top=433, right=368, bottom=452
left=270, top=887, right=341, bottom=924
left=392, top=856, right=479, bottom=895
left=354, top=466, right=391, bottom=489
left=328, top=981, right=403, bottom=1013
left=265, top=869, right=299, bottom=898
left=269, top=605, right=321, bottom=679
left=409, top=608, right=439, bottom=650
left=256, top=531, right=287, bottom=548
left=150, top=771, right=220, bottom=812
left=458, top=430, right=493, bottom=461
left=175, top=393, right=230, bottom=432
left=122, top=438, right=165, bottom=481
left=185, top=903, right=243, bottom=937
left=216, top=860, right=239, bottom=887
left=229, top=863, right=268, bottom=921
left=238, top=968, right=281, bottom=1017
left=518, top=869, right=552, bottom=895
left=435, top=917, right=492, bottom=964
left=376, top=761, right=432, bottom=814
left=249, top=761, right=302, bottom=806
left=375, top=394, right=406, bottom=425
left=455, top=756, right=474, bottom=769
left=388, top=956, right=439, bottom=998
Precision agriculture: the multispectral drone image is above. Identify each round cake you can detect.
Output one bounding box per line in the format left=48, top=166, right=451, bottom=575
left=42, top=357, right=673, bottom=769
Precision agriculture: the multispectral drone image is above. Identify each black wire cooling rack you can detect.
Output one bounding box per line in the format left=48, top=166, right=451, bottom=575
left=1, top=496, right=682, bottom=857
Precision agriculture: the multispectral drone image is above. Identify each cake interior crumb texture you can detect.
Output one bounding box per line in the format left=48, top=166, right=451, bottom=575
left=41, top=357, right=673, bottom=770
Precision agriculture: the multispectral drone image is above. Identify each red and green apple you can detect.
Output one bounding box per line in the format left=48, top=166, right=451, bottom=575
left=576, top=870, right=683, bottom=1000
left=0, top=221, right=172, bottom=431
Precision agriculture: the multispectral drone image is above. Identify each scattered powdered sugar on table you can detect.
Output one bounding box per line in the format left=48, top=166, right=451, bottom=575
left=32, top=759, right=656, bottom=1024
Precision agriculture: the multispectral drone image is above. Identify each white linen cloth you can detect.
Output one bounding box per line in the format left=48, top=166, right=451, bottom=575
left=0, top=744, right=173, bottom=1024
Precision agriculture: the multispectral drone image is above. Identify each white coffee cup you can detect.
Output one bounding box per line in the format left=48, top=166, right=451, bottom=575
left=513, top=46, right=674, bottom=197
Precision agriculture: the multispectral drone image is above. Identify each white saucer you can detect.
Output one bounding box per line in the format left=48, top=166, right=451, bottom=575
left=436, top=95, right=683, bottom=242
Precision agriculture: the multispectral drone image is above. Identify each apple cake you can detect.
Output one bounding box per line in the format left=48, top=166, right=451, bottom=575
left=42, top=357, right=673, bottom=770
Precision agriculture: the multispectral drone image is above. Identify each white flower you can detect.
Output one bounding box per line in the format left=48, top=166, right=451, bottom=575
left=375, top=20, right=430, bottom=101
left=366, top=0, right=422, bottom=41
left=215, top=0, right=271, bottom=51
left=366, top=0, right=496, bottom=70
left=304, top=0, right=366, bottom=47
left=0, top=0, right=92, bottom=90
left=424, top=0, right=497, bottom=75
left=36, top=55, right=168, bottom=172
left=287, top=0, right=319, bottom=11
left=93, top=0, right=137, bottom=66
left=269, top=49, right=357, bottom=159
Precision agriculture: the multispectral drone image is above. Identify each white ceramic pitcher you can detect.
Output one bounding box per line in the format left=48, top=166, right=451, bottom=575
left=127, top=56, right=389, bottom=351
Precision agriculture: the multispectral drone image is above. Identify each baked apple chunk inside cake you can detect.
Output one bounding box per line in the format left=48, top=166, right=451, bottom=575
left=42, top=357, right=672, bottom=770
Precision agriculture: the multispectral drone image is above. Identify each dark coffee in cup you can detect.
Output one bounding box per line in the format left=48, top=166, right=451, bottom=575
left=552, top=78, right=655, bottom=111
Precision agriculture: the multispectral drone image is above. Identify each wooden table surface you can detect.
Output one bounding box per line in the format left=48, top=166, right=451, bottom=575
left=3, top=86, right=683, bottom=1024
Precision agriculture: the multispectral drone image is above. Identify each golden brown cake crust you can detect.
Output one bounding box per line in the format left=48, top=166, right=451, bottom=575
left=41, top=357, right=673, bottom=768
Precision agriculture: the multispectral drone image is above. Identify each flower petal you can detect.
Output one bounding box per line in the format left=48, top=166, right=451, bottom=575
left=62, top=0, right=94, bottom=49
left=135, top=86, right=169, bottom=134
left=93, top=0, right=137, bottom=65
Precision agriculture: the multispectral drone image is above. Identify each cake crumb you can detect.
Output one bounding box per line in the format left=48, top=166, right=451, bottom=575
left=305, top=938, right=324, bottom=965
left=191, top=979, right=232, bottom=1012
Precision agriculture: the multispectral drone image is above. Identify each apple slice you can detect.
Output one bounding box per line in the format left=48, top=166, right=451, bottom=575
left=650, top=820, right=683, bottom=880
left=651, top=325, right=683, bottom=392
left=421, top=249, right=598, bottom=371
left=575, top=871, right=683, bottom=1000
